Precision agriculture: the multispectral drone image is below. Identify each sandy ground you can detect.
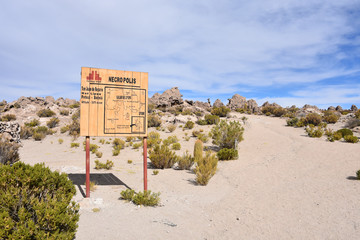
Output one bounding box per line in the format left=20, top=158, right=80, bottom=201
left=19, top=114, right=360, bottom=240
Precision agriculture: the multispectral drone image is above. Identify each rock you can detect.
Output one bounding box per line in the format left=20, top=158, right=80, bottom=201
left=150, top=87, right=183, bottom=108
left=213, top=99, right=225, bottom=108
left=351, top=105, right=358, bottom=112
left=328, top=106, right=336, bottom=111
left=0, top=122, right=21, bottom=143
left=0, top=100, right=7, bottom=106
left=45, top=96, right=55, bottom=104
left=335, top=105, right=343, bottom=112
left=194, top=101, right=211, bottom=111
left=247, top=99, right=260, bottom=113
left=163, top=115, right=198, bottom=124
left=227, top=94, right=247, bottom=110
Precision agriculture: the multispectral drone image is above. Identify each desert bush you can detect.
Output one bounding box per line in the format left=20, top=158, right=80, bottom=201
left=356, top=170, right=360, bottom=180
left=163, top=135, right=178, bottom=146
left=71, top=110, right=80, bottom=121
left=47, top=117, right=60, bottom=128
left=194, top=139, right=203, bottom=163
left=132, top=142, right=142, bottom=149
left=181, top=109, right=193, bottom=116
left=323, top=111, right=339, bottom=124
left=113, top=138, right=125, bottom=149
left=60, top=109, right=70, bottom=116
left=205, top=114, right=220, bottom=125
left=153, top=170, right=159, bottom=175
left=0, top=162, right=79, bottom=239
left=61, top=125, right=70, bottom=133
left=171, top=142, right=181, bottom=150
left=296, top=118, right=306, bottom=127
left=58, top=138, right=64, bottom=144
left=127, top=160, right=133, bottom=164
left=68, top=120, right=80, bottom=137
left=1, top=114, right=16, bottom=122
left=37, top=109, right=56, bottom=117
left=89, top=181, right=97, bottom=192
left=25, top=119, right=40, bottom=127
left=217, top=148, right=238, bottom=160
left=99, top=139, right=105, bottom=144
left=304, top=113, right=322, bottom=126
left=33, top=132, right=46, bottom=141
left=147, top=131, right=161, bottom=148
left=197, top=133, right=209, bottom=143
left=0, top=139, right=20, bottom=165
left=148, top=114, right=162, bottom=128
left=328, top=131, right=342, bottom=142
left=211, top=120, right=244, bottom=149
left=95, top=160, right=113, bottom=169
left=126, top=136, right=135, bottom=142
left=20, top=125, right=33, bottom=139
left=96, top=151, right=103, bottom=158
left=273, top=107, right=287, bottom=117
left=286, top=117, right=299, bottom=127
left=112, top=148, right=120, bottom=156
left=336, top=128, right=353, bottom=138
left=355, top=110, right=360, bottom=119
left=184, top=121, right=195, bottom=129
left=70, top=142, right=80, bottom=148
left=211, top=106, right=231, bottom=117
left=167, top=124, right=177, bottom=132
left=83, top=144, right=99, bottom=154
left=195, top=151, right=218, bottom=186
left=149, top=144, right=178, bottom=169
left=192, top=130, right=201, bottom=138
left=261, top=106, right=276, bottom=115
left=120, top=189, right=160, bottom=206
left=306, top=126, right=324, bottom=138
left=177, top=151, right=194, bottom=170
left=69, top=103, right=80, bottom=109
left=344, top=135, right=359, bottom=143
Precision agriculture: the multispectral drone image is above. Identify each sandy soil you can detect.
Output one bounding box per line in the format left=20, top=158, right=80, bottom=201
left=19, top=114, right=360, bottom=240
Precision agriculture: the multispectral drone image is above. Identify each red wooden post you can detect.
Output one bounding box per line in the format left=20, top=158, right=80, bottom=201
left=85, top=136, right=90, bottom=198
left=143, top=137, right=148, bottom=191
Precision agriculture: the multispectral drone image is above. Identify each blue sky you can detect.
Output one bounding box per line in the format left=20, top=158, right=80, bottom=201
left=1, top=0, right=360, bottom=108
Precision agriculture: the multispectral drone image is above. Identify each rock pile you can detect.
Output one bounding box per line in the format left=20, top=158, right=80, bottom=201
left=0, top=122, right=21, bottom=143
left=149, top=87, right=184, bottom=108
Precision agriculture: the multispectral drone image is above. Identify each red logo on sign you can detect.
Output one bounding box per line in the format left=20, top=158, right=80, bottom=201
left=86, top=71, right=102, bottom=81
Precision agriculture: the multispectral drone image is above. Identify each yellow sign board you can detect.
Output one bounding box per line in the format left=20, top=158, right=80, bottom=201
left=80, top=67, right=148, bottom=137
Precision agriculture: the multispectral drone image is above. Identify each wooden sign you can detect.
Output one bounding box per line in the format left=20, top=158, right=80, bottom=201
left=80, top=67, right=148, bottom=137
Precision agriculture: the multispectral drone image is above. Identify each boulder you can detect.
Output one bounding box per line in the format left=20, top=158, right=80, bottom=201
left=213, top=99, right=225, bottom=108
left=328, top=106, right=336, bottom=111
left=194, top=101, right=211, bottom=111
left=149, top=87, right=183, bottom=108
left=335, top=105, right=343, bottom=112
left=351, top=105, right=358, bottom=112
left=247, top=99, right=260, bottom=113
left=227, top=94, right=247, bottom=110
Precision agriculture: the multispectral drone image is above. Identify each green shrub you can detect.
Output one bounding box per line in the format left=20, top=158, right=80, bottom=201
left=69, top=103, right=80, bottom=109
left=96, top=151, right=103, bottom=158
left=60, top=109, right=70, bottom=116
left=336, top=128, right=353, bottom=138
left=163, top=135, right=178, bottom=146
left=83, top=144, right=99, bottom=154
left=71, top=110, right=80, bottom=121
left=328, top=132, right=342, bottom=142
left=113, top=138, right=125, bottom=149
left=184, top=121, right=195, bottom=129
left=0, top=139, right=20, bottom=165
left=171, top=142, right=181, bottom=150
left=20, top=125, right=33, bottom=139
left=24, top=119, right=40, bottom=127
left=153, top=170, right=159, bottom=175
left=194, top=139, right=203, bottom=163
left=147, top=131, right=161, bottom=148
left=205, top=114, right=220, bottom=125
left=323, top=111, right=339, bottom=124
left=344, top=135, right=359, bottom=143
left=1, top=114, right=16, bottom=122
left=167, top=124, right=177, bottom=132
left=32, top=125, right=53, bottom=141
left=306, top=126, right=324, bottom=138
left=195, top=151, right=218, bottom=186
left=217, top=148, right=238, bottom=160
left=211, top=120, right=244, bottom=149
left=197, top=133, right=209, bottom=143
left=70, top=142, right=79, bottom=148
left=60, top=125, right=70, bottom=133
left=127, top=160, right=133, bottom=164
left=112, top=148, right=120, bottom=156
left=68, top=120, right=80, bottom=137
left=58, top=138, right=64, bottom=144
left=286, top=117, right=299, bottom=126
left=177, top=151, right=194, bottom=170
left=356, top=170, right=360, bottom=180
left=355, top=110, right=360, bottom=119
left=296, top=119, right=306, bottom=127
left=273, top=107, right=287, bottom=117
left=261, top=106, right=276, bottom=115
left=211, top=106, right=231, bottom=117
left=196, top=119, right=208, bottom=125
left=126, top=136, right=135, bottom=142
left=132, top=142, right=142, bottom=149
left=148, top=114, right=162, bottom=128
left=33, top=132, right=46, bottom=141
left=47, top=117, right=60, bottom=128
left=304, top=113, right=322, bottom=126
left=37, top=109, right=56, bottom=117
left=149, top=144, right=178, bottom=169
left=99, top=139, right=105, bottom=144
left=94, top=160, right=114, bottom=170
left=0, top=162, right=79, bottom=239
left=120, top=189, right=160, bottom=206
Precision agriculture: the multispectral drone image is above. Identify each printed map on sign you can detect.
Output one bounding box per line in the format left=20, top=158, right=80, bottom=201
left=104, top=87, right=146, bottom=134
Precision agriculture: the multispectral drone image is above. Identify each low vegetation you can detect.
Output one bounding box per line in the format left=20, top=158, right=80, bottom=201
left=120, top=189, right=160, bottom=206
left=211, top=120, right=244, bottom=149
left=1, top=114, right=16, bottom=122
left=37, top=109, right=56, bottom=117
left=47, top=117, right=60, bottom=128
left=148, top=114, right=162, bottom=128
left=195, top=151, right=218, bottom=186
left=177, top=151, right=194, bottom=170
left=0, top=162, right=79, bottom=239
left=211, top=106, right=230, bottom=117
left=149, top=144, right=178, bottom=169
left=0, top=139, right=20, bottom=165
left=95, top=160, right=114, bottom=170
left=217, top=148, right=238, bottom=160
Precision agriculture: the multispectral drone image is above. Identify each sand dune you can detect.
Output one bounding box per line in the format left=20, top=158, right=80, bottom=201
left=19, top=113, right=360, bottom=240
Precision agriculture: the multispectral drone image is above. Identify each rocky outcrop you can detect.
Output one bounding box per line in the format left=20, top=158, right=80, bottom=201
left=149, top=87, right=183, bottom=108
left=0, top=122, right=20, bottom=143
left=328, top=106, right=336, bottom=111
left=351, top=105, right=358, bottom=112
left=194, top=101, right=211, bottom=111
left=213, top=99, right=225, bottom=108
left=247, top=99, right=260, bottom=113
left=227, top=94, right=247, bottom=110
left=335, top=106, right=343, bottom=112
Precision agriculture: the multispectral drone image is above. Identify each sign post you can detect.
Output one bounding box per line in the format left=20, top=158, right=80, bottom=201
left=80, top=67, right=148, bottom=197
